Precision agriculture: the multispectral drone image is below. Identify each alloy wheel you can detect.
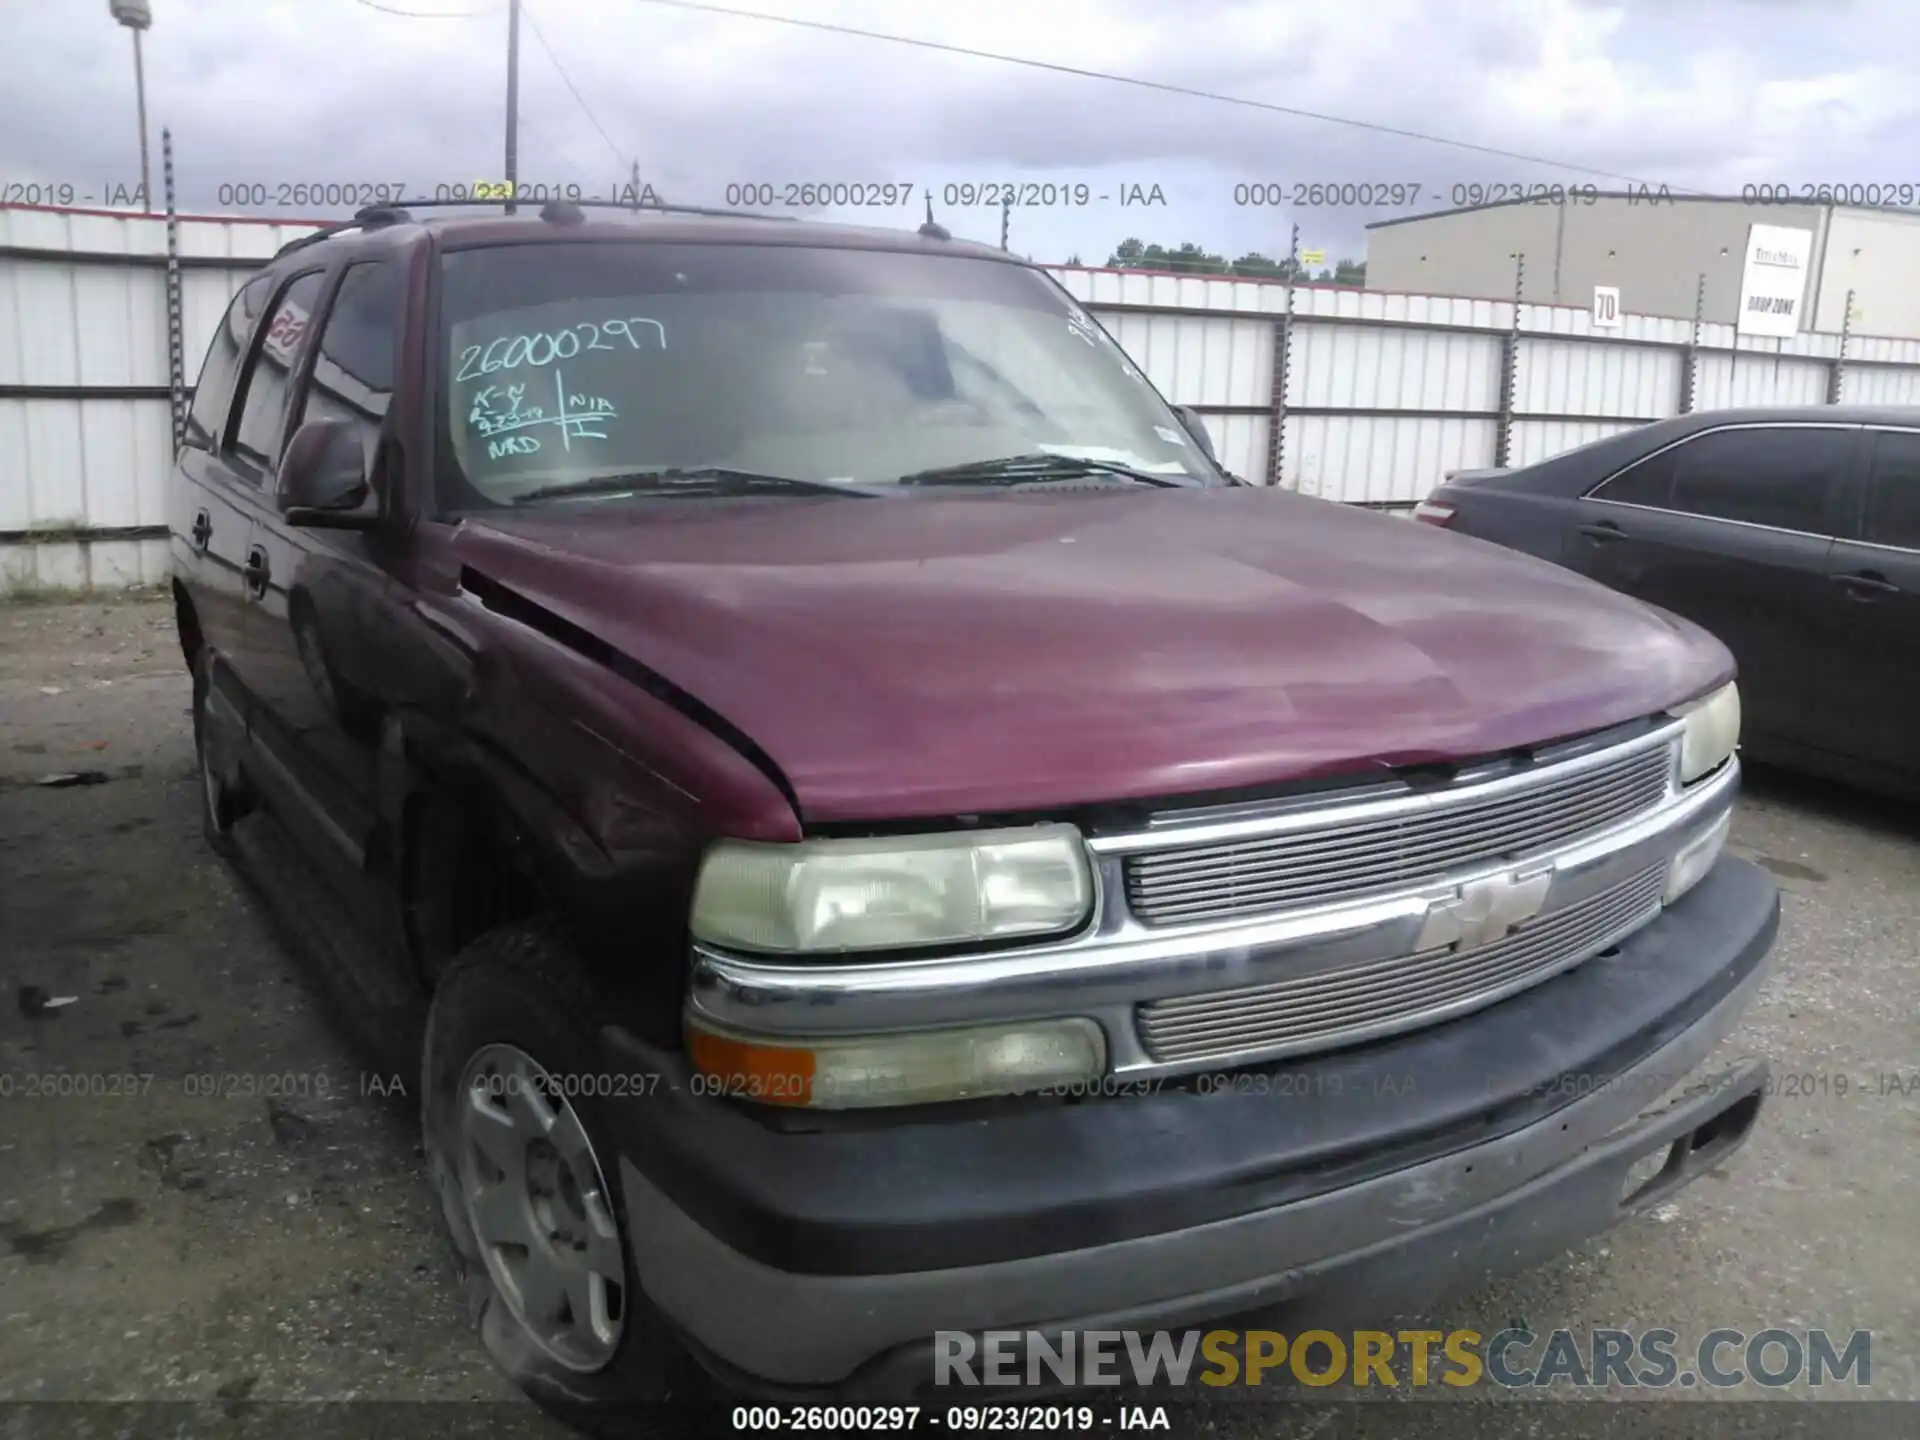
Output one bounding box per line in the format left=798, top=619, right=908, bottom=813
left=454, top=1043, right=627, bottom=1372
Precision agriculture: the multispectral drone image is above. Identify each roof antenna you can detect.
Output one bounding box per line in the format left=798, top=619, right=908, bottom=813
left=918, top=187, right=950, bottom=242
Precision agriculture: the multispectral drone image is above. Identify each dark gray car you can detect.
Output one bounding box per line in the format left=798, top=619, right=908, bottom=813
left=1417, top=406, right=1920, bottom=798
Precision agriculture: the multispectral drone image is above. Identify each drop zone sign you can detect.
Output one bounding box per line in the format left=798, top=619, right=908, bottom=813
left=1737, top=224, right=1813, bottom=338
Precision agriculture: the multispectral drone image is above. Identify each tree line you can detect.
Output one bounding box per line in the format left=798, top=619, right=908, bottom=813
left=1063, top=238, right=1365, bottom=285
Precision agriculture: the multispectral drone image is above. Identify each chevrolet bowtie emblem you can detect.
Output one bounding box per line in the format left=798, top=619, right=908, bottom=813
left=1416, top=868, right=1553, bottom=952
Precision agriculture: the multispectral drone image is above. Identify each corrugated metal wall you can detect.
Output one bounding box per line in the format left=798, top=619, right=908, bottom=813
left=1054, top=266, right=1920, bottom=502
left=9, top=203, right=1920, bottom=594
left=0, top=206, right=316, bottom=592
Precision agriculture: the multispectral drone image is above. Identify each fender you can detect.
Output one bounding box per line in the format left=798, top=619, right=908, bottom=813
left=382, top=707, right=612, bottom=907
left=380, top=707, right=711, bottom=1041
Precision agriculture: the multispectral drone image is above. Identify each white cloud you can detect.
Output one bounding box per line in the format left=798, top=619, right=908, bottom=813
left=0, top=0, right=1909, bottom=268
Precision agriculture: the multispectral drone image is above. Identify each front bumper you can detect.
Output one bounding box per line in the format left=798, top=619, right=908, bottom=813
left=601, top=856, right=1779, bottom=1393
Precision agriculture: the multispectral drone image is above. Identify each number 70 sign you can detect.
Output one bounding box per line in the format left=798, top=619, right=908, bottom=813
left=1592, top=286, right=1622, bottom=328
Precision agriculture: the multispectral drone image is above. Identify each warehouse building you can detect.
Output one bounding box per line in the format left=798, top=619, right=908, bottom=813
left=1364, top=192, right=1920, bottom=337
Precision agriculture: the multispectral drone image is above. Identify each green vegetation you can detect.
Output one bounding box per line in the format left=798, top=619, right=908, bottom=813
left=1101, top=239, right=1365, bottom=284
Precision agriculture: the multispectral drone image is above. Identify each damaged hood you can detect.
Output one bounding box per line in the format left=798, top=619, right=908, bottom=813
left=454, top=488, right=1730, bottom=823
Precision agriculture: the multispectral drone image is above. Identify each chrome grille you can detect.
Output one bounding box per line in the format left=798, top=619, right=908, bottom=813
left=1135, top=864, right=1666, bottom=1066
left=1123, top=740, right=1673, bottom=928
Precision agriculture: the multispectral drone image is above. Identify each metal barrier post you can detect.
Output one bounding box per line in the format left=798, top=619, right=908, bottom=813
left=1494, top=251, right=1524, bottom=468
left=163, top=127, right=185, bottom=459
left=1266, top=222, right=1299, bottom=488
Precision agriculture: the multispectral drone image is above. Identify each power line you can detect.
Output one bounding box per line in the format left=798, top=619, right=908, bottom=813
left=346, top=0, right=503, bottom=16
left=520, top=1, right=631, bottom=169
left=516, top=107, right=603, bottom=189
left=628, top=0, right=1706, bottom=192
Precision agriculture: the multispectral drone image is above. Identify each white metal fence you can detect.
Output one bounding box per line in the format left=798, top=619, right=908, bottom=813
left=1054, top=266, right=1920, bottom=504
left=8, top=201, right=1920, bottom=594
left=1, top=205, right=317, bottom=593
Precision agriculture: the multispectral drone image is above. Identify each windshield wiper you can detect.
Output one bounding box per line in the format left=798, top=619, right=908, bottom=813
left=511, top=467, right=880, bottom=506
left=895, top=453, right=1192, bottom=489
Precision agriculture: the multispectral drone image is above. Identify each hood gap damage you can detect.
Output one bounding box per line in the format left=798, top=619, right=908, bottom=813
left=458, top=565, right=803, bottom=822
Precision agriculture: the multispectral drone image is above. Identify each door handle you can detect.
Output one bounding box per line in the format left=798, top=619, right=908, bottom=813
left=1831, top=570, right=1900, bottom=599
left=242, top=544, right=271, bottom=599
left=1578, top=521, right=1626, bottom=542
left=190, top=509, right=213, bottom=552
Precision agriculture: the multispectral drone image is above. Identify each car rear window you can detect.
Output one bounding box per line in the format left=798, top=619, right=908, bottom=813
left=1592, top=445, right=1678, bottom=507
left=183, top=273, right=274, bottom=451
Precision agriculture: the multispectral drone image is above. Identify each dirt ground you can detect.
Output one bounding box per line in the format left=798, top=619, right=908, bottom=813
left=2, top=597, right=1915, bottom=1437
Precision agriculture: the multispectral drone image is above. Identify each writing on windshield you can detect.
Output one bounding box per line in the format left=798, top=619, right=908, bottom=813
left=468, top=372, right=619, bottom=461
left=453, top=310, right=668, bottom=469
left=454, top=316, right=667, bottom=382
left=435, top=244, right=1214, bottom=509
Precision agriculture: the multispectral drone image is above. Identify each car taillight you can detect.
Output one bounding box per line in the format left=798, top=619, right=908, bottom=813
left=1413, top=499, right=1457, bottom=526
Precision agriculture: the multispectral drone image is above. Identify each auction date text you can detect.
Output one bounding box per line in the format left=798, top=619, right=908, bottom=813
left=3, top=181, right=146, bottom=208
left=1233, top=181, right=1608, bottom=209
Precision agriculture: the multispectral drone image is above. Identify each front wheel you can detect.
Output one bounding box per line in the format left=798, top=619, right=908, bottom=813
left=420, top=920, right=714, bottom=1431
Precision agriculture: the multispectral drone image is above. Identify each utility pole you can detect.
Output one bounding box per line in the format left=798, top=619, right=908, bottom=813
left=504, top=0, right=521, bottom=213
left=108, top=1, right=153, bottom=213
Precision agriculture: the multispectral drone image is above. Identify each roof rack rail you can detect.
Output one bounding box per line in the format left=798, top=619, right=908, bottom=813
left=352, top=196, right=799, bottom=223
left=269, top=194, right=800, bottom=260
left=271, top=204, right=414, bottom=258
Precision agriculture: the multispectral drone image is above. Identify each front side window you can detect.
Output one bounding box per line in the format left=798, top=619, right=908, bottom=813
left=1667, top=427, right=1841, bottom=533
left=1863, top=430, right=1920, bottom=550
left=230, top=270, right=327, bottom=473
left=433, top=242, right=1216, bottom=511
left=293, top=261, right=401, bottom=485
left=183, top=273, right=274, bottom=451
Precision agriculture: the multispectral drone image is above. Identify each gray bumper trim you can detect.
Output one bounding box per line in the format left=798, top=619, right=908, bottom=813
left=621, top=945, right=1773, bottom=1389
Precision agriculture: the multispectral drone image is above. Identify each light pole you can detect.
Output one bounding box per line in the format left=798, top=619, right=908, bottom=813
left=504, top=0, right=520, bottom=213
left=108, top=0, right=153, bottom=213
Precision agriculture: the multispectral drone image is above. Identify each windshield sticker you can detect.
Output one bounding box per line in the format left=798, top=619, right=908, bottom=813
left=1037, top=442, right=1187, bottom=474
left=1066, top=316, right=1100, bottom=349
left=467, top=369, right=617, bottom=461
left=261, top=300, right=313, bottom=367
left=455, top=317, right=666, bottom=383
left=1154, top=424, right=1188, bottom=447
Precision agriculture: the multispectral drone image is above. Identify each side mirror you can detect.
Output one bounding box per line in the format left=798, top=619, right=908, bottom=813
left=1173, top=405, right=1218, bottom=464
left=279, top=418, right=377, bottom=529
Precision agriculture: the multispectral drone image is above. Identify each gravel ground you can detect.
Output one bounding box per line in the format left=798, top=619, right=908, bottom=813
left=1, top=597, right=1914, bottom=1438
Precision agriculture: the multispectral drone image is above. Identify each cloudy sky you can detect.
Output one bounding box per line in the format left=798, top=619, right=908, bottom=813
left=2, top=0, right=1907, bottom=269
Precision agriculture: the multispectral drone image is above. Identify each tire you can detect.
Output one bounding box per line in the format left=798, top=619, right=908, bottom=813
left=191, top=648, right=240, bottom=858
left=421, top=918, right=719, bottom=1434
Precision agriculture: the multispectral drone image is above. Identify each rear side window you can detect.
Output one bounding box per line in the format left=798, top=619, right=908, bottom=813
left=1591, top=445, right=1679, bottom=507
left=183, top=273, right=273, bottom=451
left=1667, top=427, right=1841, bottom=532
left=229, top=270, right=328, bottom=473
left=293, top=261, right=402, bottom=481
left=1863, top=429, right=1920, bottom=550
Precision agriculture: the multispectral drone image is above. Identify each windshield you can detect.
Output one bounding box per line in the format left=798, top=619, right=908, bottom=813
left=433, top=241, right=1217, bottom=510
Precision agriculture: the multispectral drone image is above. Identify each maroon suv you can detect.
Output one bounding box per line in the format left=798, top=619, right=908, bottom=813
left=169, top=199, right=1778, bottom=1422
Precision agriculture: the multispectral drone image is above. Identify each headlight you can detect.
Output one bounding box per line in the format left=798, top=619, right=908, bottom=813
left=689, top=823, right=1094, bottom=955
left=685, top=1015, right=1107, bottom=1109
left=1672, top=681, right=1740, bottom=784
